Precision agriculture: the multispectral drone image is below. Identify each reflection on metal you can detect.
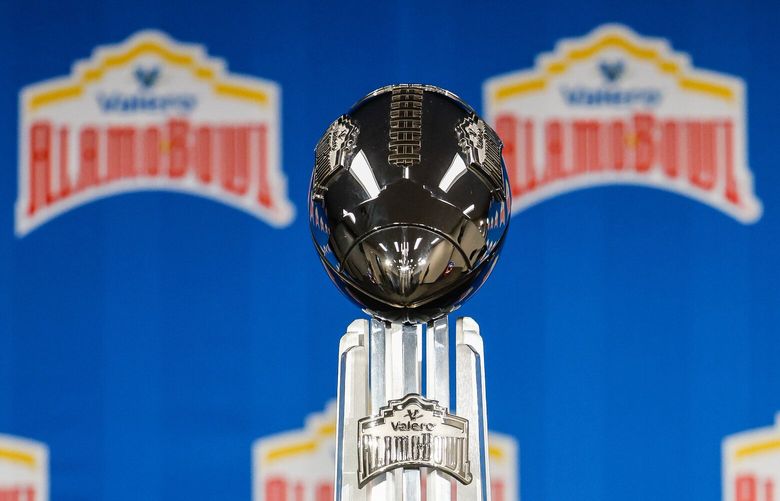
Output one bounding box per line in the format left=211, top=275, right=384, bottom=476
left=350, top=150, right=381, bottom=199
left=358, top=394, right=472, bottom=487
left=439, top=154, right=470, bottom=193
left=309, top=85, right=511, bottom=324
left=335, top=317, right=491, bottom=501
left=316, top=85, right=505, bottom=501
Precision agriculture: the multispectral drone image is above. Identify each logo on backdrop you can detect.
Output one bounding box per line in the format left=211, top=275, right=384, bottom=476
left=484, top=24, right=761, bottom=223
left=0, top=434, right=48, bottom=501
left=17, top=30, right=293, bottom=237
left=723, top=413, right=780, bottom=501
left=252, top=401, right=519, bottom=501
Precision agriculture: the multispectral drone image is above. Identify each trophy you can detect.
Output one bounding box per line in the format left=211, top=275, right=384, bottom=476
left=309, top=84, right=510, bottom=501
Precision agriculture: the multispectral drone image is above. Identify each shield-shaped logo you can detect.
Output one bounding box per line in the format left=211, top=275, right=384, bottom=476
left=357, top=394, right=472, bottom=486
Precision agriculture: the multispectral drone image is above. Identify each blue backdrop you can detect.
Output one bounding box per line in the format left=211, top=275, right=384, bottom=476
left=1, top=1, right=779, bottom=500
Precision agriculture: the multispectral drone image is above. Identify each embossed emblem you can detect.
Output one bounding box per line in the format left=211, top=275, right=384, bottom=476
left=388, top=86, right=423, bottom=168
left=456, top=114, right=504, bottom=191
left=313, top=115, right=359, bottom=192
left=357, top=394, right=472, bottom=486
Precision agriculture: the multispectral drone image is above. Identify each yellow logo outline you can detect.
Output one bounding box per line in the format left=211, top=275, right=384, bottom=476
left=25, top=30, right=271, bottom=112
left=490, top=24, right=738, bottom=104
left=0, top=447, right=37, bottom=468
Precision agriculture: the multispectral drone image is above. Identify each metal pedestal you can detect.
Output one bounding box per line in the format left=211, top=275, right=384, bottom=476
left=335, top=316, right=490, bottom=501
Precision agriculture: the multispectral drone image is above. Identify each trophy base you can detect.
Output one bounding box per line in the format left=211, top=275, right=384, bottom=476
left=334, top=316, right=491, bottom=501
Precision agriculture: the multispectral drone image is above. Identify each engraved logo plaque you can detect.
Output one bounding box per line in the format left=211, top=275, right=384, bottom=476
left=357, top=394, right=472, bottom=487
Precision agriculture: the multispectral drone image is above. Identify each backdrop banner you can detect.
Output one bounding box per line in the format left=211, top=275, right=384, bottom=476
left=17, top=30, right=292, bottom=237
left=483, top=24, right=760, bottom=223
left=1, top=4, right=778, bottom=501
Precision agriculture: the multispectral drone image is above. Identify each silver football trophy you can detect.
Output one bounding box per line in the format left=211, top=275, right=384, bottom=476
left=309, top=85, right=510, bottom=501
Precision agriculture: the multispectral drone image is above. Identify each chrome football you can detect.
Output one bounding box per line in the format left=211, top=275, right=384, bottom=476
left=309, top=84, right=511, bottom=324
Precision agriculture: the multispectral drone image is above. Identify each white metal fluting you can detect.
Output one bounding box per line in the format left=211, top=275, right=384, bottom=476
left=335, top=317, right=490, bottom=501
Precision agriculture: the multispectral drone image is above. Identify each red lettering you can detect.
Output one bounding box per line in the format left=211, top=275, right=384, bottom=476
left=0, top=486, right=35, bottom=501
left=634, top=114, right=654, bottom=172
left=491, top=480, right=506, bottom=501
left=687, top=121, right=717, bottom=190
left=265, top=477, right=286, bottom=501
left=660, top=121, right=679, bottom=178
left=723, top=120, right=740, bottom=204
left=220, top=126, right=249, bottom=195
left=523, top=119, right=538, bottom=191
left=544, top=120, right=565, bottom=182
left=737, top=474, right=757, bottom=501
left=495, top=115, right=538, bottom=196
left=106, top=127, right=136, bottom=181
left=23, top=119, right=280, bottom=228
left=686, top=122, right=701, bottom=187
left=315, top=482, right=332, bottom=501
left=77, top=127, right=100, bottom=190
left=195, top=126, right=212, bottom=183
left=28, top=122, right=51, bottom=215
left=57, top=126, right=72, bottom=201
left=609, top=120, right=625, bottom=171
left=168, top=119, right=189, bottom=178
left=477, top=113, right=744, bottom=215
left=256, top=125, right=272, bottom=207
left=220, top=127, right=236, bottom=192
left=573, top=120, right=601, bottom=174
left=293, top=482, right=304, bottom=501
left=495, top=114, right=519, bottom=195
left=143, top=127, right=161, bottom=176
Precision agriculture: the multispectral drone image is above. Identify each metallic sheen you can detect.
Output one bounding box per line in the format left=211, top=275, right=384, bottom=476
left=310, top=84, right=511, bottom=324
left=357, top=393, right=472, bottom=487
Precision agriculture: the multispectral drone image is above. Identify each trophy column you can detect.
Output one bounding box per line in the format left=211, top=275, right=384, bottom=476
left=334, top=317, right=491, bottom=501
left=309, top=83, right=509, bottom=501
